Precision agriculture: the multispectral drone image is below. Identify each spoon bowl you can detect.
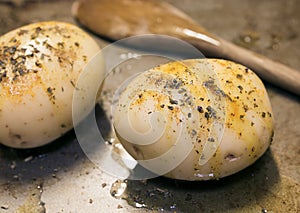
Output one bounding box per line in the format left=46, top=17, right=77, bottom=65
left=72, top=0, right=300, bottom=96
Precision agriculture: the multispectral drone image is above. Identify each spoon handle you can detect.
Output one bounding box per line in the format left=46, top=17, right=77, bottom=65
left=188, top=34, right=300, bottom=96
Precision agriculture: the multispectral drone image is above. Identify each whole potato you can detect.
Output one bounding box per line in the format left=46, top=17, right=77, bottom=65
left=0, top=22, right=101, bottom=148
left=113, top=59, right=274, bottom=180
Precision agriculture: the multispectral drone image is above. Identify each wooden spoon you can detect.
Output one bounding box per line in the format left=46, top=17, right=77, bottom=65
left=72, top=0, right=300, bottom=96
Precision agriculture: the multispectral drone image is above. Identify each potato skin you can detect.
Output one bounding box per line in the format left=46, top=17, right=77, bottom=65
left=114, top=59, right=274, bottom=180
left=0, top=22, right=100, bottom=148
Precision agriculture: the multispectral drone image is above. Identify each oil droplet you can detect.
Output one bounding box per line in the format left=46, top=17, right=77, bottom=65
left=234, top=31, right=260, bottom=48
left=110, top=179, right=127, bottom=199
left=135, top=202, right=146, bottom=208
left=110, top=179, right=178, bottom=211
left=193, top=171, right=215, bottom=179
left=170, top=204, right=176, bottom=210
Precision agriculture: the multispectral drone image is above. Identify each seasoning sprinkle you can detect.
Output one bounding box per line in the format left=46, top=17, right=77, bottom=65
left=169, top=97, right=178, bottom=105
left=236, top=74, right=243, bottom=79
left=167, top=105, right=174, bottom=110
left=197, top=106, right=204, bottom=113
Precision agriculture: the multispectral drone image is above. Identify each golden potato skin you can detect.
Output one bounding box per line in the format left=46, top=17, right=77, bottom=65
left=0, top=22, right=100, bottom=148
left=114, top=59, right=274, bottom=180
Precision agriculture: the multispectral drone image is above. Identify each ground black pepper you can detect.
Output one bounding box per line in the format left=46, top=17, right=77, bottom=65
left=236, top=74, right=243, bottom=79
left=197, top=106, right=204, bottom=113
left=205, top=106, right=216, bottom=120
left=208, top=137, right=215, bottom=142
left=243, top=105, right=249, bottom=112
left=169, top=97, right=178, bottom=105
left=167, top=106, right=174, bottom=110
left=238, top=85, right=243, bottom=92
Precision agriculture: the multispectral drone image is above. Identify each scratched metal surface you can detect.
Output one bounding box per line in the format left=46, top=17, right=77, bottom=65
left=0, top=0, right=299, bottom=212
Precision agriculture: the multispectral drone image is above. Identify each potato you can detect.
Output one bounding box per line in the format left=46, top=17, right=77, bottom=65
left=113, top=59, right=274, bottom=180
left=0, top=21, right=101, bottom=148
